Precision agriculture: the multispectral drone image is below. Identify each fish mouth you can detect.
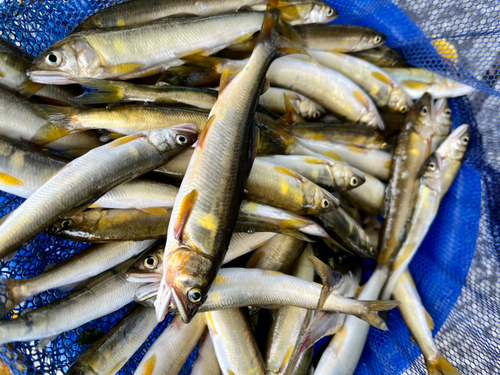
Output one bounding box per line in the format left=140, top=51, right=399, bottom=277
left=135, top=282, right=160, bottom=302
left=436, top=124, right=469, bottom=156
left=126, top=272, right=162, bottom=283
left=432, top=98, right=447, bottom=117
left=27, top=69, right=75, bottom=85
left=154, top=281, right=172, bottom=322
left=169, top=123, right=198, bottom=134
left=171, top=286, right=191, bottom=323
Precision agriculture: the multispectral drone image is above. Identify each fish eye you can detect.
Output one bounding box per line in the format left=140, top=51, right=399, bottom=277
left=321, top=198, right=330, bottom=209
left=188, top=288, right=203, bottom=303
left=175, top=134, right=188, bottom=145
left=46, top=51, right=62, bottom=67
left=399, top=105, right=407, bottom=113
left=144, top=255, right=157, bottom=269
left=374, top=35, right=382, bottom=44
left=445, top=109, right=452, bottom=117
left=421, top=106, right=428, bottom=115
left=461, top=136, right=469, bottom=145
left=369, top=246, right=376, bottom=255
left=428, top=161, right=436, bottom=171
left=326, top=7, right=335, bottom=16
left=350, top=176, right=359, bottom=187
left=61, top=219, right=71, bottom=229
left=313, top=111, right=320, bottom=119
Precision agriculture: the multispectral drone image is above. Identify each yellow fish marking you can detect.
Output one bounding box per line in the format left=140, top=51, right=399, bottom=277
left=199, top=213, right=216, bottom=230
left=0, top=172, right=24, bottom=187
left=140, top=354, right=156, bottom=375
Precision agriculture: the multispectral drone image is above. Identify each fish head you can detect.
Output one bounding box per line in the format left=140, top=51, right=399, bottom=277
left=431, top=98, right=452, bottom=136
left=282, top=2, right=338, bottom=25
left=156, top=246, right=214, bottom=323
left=359, top=109, right=385, bottom=131
left=126, top=244, right=165, bottom=283
left=304, top=182, right=340, bottom=214
left=408, top=92, right=434, bottom=140
left=355, top=30, right=386, bottom=51
left=308, top=2, right=338, bottom=24
left=436, top=124, right=470, bottom=162
left=420, top=154, right=442, bottom=191
left=47, top=210, right=97, bottom=235
left=388, top=86, right=413, bottom=114
left=345, top=166, right=366, bottom=190
left=147, top=123, right=198, bottom=154
left=297, top=98, right=326, bottom=120
left=29, top=37, right=100, bottom=85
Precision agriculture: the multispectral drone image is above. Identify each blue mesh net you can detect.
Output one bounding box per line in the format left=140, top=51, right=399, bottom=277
left=0, top=0, right=498, bottom=374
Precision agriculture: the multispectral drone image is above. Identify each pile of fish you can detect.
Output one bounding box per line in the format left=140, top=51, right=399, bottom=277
left=0, top=0, right=474, bottom=374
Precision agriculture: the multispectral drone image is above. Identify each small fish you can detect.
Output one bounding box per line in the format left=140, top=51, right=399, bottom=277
left=127, top=232, right=275, bottom=285
left=380, top=154, right=443, bottom=300
left=257, top=154, right=366, bottom=192
left=308, top=50, right=412, bottom=113
left=29, top=12, right=266, bottom=84
left=191, top=331, right=221, bottom=375
left=133, top=313, right=207, bottom=375
left=252, top=0, right=338, bottom=25
left=293, top=24, right=386, bottom=52
left=341, top=172, right=386, bottom=216
left=393, top=271, right=462, bottom=375
left=349, top=45, right=406, bottom=67
left=0, top=261, right=141, bottom=345
left=66, top=305, right=158, bottom=375
left=287, top=122, right=388, bottom=150
left=246, top=234, right=305, bottom=273
left=0, top=240, right=156, bottom=317
left=316, top=208, right=377, bottom=259
left=0, top=124, right=197, bottom=259
left=430, top=98, right=452, bottom=152
left=296, top=137, right=392, bottom=181
left=259, top=87, right=326, bottom=119
left=383, top=68, right=475, bottom=99
left=264, top=244, right=315, bottom=375
left=206, top=308, right=266, bottom=375
left=267, top=55, right=385, bottom=129
left=436, top=124, right=469, bottom=197
left=73, top=78, right=218, bottom=110
left=48, top=200, right=326, bottom=242
left=30, top=104, right=209, bottom=144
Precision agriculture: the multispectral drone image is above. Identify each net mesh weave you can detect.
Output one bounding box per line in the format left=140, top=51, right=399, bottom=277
left=0, top=0, right=499, bottom=374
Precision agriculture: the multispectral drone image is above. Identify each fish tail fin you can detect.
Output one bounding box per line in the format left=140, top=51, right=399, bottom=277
left=258, top=8, right=308, bottom=58
left=426, top=353, right=462, bottom=375
left=0, top=277, right=26, bottom=318
left=309, top=256, right=338, bottom=311
left=72, top=78, right=126, bottom=104
left=30, top=105, right=81, bottom=144
left=360, top=300, right=401, bottom=330
left=17, top=80, right=44, bottom=97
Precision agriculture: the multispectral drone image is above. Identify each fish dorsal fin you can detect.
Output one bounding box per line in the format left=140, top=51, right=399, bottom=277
left=353, top=90, right=371, bottom=110
left=372, top=71, right=395, bottom=87
left=309, top=256, right=336, bottom=311
left=174, top=189, right=198, bottom=243
left=197, top=115, right=216, bottom=149
left=219, top=69, right=241, bottom=93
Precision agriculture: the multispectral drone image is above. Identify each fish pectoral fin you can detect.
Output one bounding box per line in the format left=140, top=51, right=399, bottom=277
left=37, top=335, right=58, bottom=350
left=231, top=32, right=258, bottom=45
left=219, top=68, right=242, bottom=93
left=104, top=62, right=144, bottom=76
left=181, top=55, right=223, bottom=70
left=197, top=115, right=215, bottom=148
left=31, top=122, right=78, bottom=145
left=401, top=80, right=431, bottom=91
left=371, top=71, right=395, bottom=87
left=353, top=89, right=371, bottom=110
left=424, top=306, right=435, bottom=330
left=308, top=256, right=338, bottom=311
left=174, top=190, right=198, bottom=242
left=17, top=79, right=44, bottom=97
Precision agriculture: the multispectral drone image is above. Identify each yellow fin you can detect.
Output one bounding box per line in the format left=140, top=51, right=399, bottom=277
left=181, top=55, right=222, bottom=70
left=31, top=122, right=76, bottom=145
left=231, top=32, right=258, bottom=45
left=347, top=147, right=367, bottom=155
left=426, top=353, right=462, bottom=375
left=401, top=80, right=431, bottom=91
left=105, top=62, right=144, bottom=76
left=424, top=307, right=435, bottom=330
left=274, top=165, right=302, bottom=181
left=372, top=71, right=394, bottom=87
left=140, top=354, right=156, bottom=375
left=311, top=133, right=329, bottom=141
left=302, top=156, right=328, bottom=165
left=198, top=115, right=215, bottom=148
left=0, top=71, right=3, bottom=77
left=140, top=207, right=170, bottom=215
left=17, top=80, right=44, bottom=97
left=0, top=172, right=24, bottom=187
left=174, top=189, right=198, bottom=242
left=353, top=89, right=370, bottom=110
left=107, top=134, right=142, bottom=148
left=219, top=69, right=241, bottom=93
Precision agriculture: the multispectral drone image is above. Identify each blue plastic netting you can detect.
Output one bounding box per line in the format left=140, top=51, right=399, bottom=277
left=0, top=0, right=498, bottom=374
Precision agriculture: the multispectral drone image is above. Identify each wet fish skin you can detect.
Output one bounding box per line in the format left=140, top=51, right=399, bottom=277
left=127, top=232, right=275, bottom=285
left=430, top=98, right=452, bottom=153
left=66, top=305, right=158, bottom=375
left=133, top=313, right=206, bottom=375
left=258, top=154, right=366, bottom=192
left=252, top=0, right=338, bottom=25
left=155, top=10, right=313, bottom=323
left=29, top=12, right=266, bottom=84
left=0, top=124, right=197, bottom=259
left=293, top=24, right=386, bottom=52
left=349, top=45, right=406, bottom=67
left=0, top=240, right=156, bottom=317
left=259, top=87, right=326, bottom=119
left=73, top=78, right=218, bottom=110
left=191, top=330, right=222, bottom=375
left=0, top=262, right=141, bottom=345
left=393, top=271, right=462, bottom=375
